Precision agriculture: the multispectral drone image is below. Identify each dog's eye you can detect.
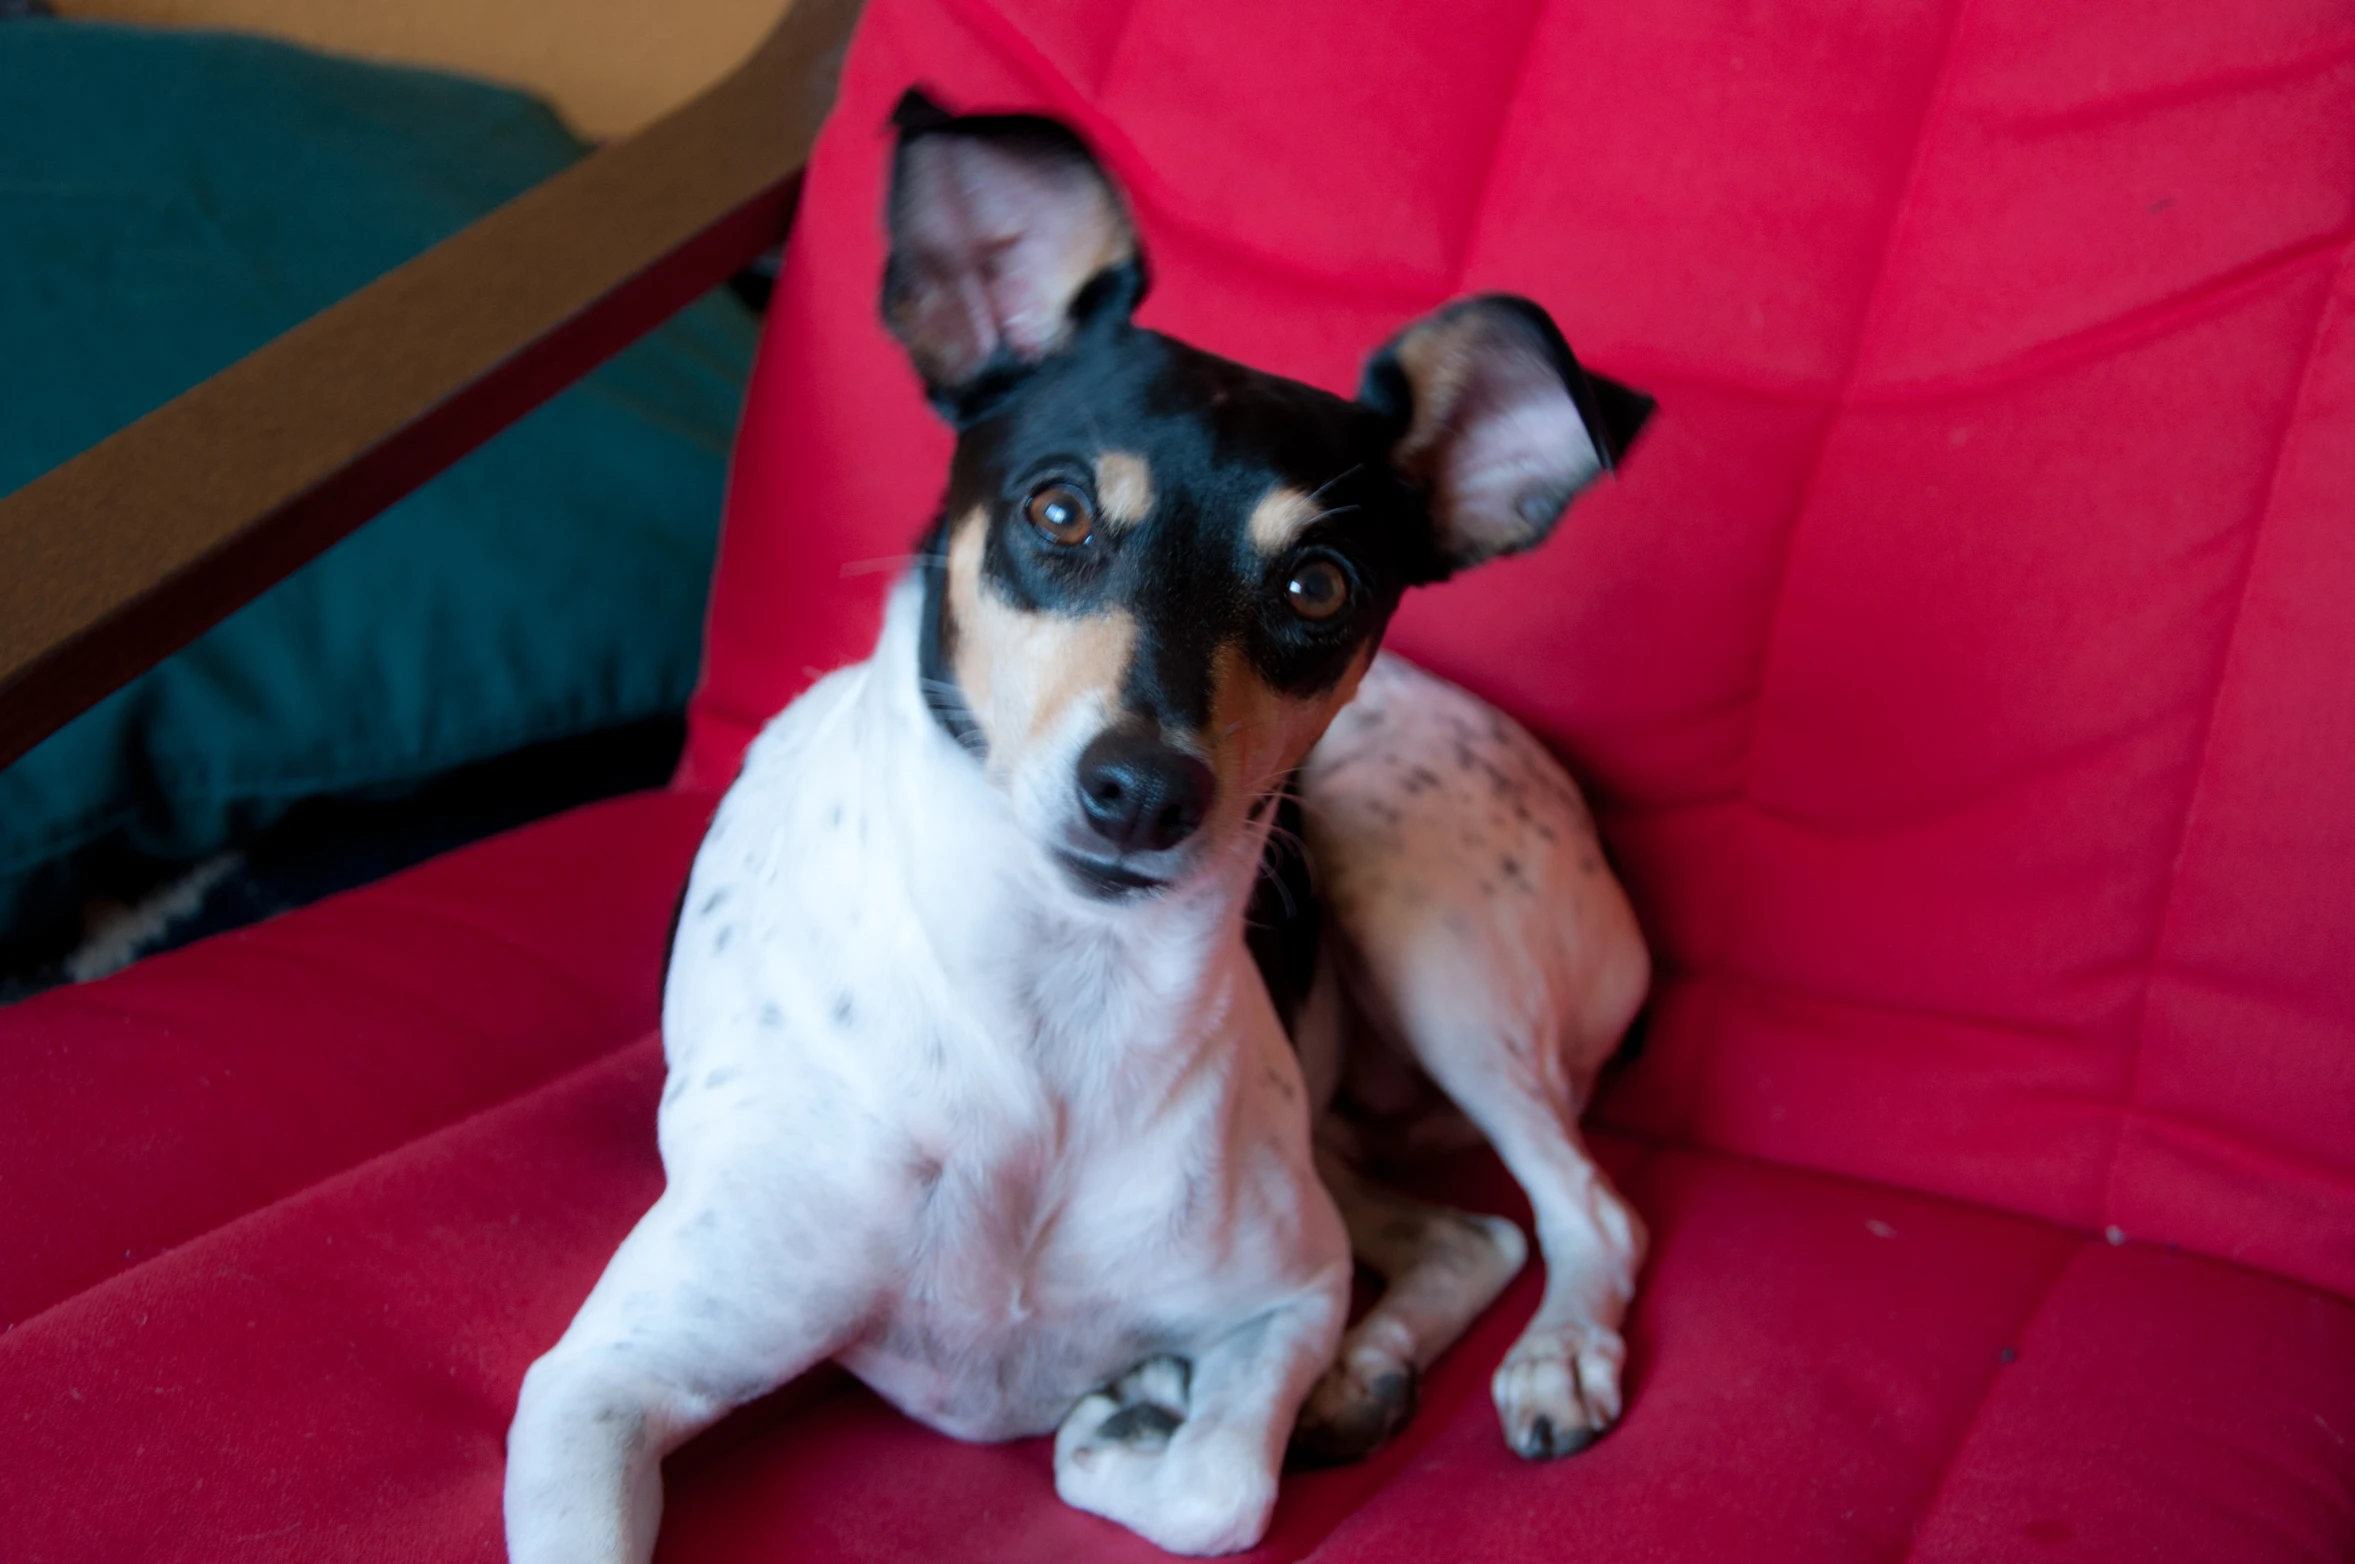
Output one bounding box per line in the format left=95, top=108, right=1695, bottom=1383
left=1285, top=559, right=1349, bottom=622
left=1024, top=484, right=1095, bottom=546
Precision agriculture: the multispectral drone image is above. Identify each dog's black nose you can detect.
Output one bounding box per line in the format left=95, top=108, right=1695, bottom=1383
left=1075, top=733, right=1214, bottom=853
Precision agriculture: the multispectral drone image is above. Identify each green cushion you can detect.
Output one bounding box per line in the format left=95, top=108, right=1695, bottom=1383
left=0, top=20, right=756, bottom=943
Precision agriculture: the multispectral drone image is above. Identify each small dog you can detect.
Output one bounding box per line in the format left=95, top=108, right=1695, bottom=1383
left=506, top=92, right=1653, bottom=1560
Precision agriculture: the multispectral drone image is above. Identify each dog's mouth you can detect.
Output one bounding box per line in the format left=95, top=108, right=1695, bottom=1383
left=1052, top=850, right=1171, bottom=900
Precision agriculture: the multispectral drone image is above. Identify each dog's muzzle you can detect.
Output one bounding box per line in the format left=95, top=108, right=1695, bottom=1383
left=1054, top=732, right=1215, bottom=898
left=1074, top=732, right=1213, bottom=854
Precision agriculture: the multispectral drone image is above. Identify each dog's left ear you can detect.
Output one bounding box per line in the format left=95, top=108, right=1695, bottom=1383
left=1360, top=295, right=1654, bottom=577
left=882, top=88, right=1146, bottom=422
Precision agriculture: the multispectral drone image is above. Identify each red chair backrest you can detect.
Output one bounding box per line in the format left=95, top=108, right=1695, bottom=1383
left=687, top=0, right=2355, bottom=1297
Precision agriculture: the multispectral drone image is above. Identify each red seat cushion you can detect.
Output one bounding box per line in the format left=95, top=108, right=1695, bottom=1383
left=7, top=1061, right=2349, bottom=1562
left=0, top=790, right=711, bottom=1329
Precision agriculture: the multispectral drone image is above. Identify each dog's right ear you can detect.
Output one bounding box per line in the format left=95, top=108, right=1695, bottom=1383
left=1360, top=295, right=1654, bottom=579
left=882, top=88, right=1146, bottom=423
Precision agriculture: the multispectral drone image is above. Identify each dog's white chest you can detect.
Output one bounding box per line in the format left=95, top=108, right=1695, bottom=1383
left=839, top=1103, right=1226, bottom=1439
left=656, top=642, right=1333, bottom=1446
left=833, top=961, right=1322, bottom=1441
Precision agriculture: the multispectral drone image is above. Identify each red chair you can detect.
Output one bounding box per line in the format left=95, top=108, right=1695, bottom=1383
left=4, top=0, right=2350, bottom=1558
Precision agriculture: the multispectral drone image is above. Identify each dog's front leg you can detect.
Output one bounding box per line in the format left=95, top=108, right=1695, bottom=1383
left=1053, top=1266, right=1348, bottom=1556
left=504, top=1184, right=879, bottom=1564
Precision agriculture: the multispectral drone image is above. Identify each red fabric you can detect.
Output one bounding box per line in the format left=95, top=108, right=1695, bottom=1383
left=8, top=0, right=2355, bottom=1558
left=0, top=791, right=712, bottom=1328
left=7, top=1066, right=2349, bottom=1562
left=688, top=0, right=2355, bottom=1298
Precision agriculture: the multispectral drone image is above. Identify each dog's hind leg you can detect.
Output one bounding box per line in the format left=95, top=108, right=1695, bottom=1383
left=1325, top=924, right=1648, bottom=1460
left=1301, top=653, right=1651, bottom=1460
left=504, top=1182, right=880, bottom=1564
left=1290, top=1152, right=1527, bottom=1465
left=1411, top=1047, right=1645, bottom=1458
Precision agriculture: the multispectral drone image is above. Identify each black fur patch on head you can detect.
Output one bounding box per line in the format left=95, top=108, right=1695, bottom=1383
left=914, top=324, right=1428, bottom=751
left=885, top=95, right=1651, bottom=929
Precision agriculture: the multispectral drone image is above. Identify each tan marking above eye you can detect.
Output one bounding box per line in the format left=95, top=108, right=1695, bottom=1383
left=1095, top=451, right=1155, bottom=530
left=1248, top=486, right=1320, bottom=555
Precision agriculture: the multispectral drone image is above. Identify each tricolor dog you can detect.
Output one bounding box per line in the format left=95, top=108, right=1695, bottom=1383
left=506, top=91, right=1655, bottom=1560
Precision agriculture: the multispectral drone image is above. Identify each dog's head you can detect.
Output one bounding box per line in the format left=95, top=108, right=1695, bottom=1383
left=884, top=90, right=1650, bottom=902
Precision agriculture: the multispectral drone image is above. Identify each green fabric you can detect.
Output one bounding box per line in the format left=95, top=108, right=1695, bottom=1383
left=0, top=20, right=757, bottom=940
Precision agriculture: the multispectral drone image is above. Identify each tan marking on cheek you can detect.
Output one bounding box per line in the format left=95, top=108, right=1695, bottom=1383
left=1206, top=643, right=1374, bottom=816
left=1248, top=486, right=1320, bottom=556
left=1022, top=607, right=1139, bottom=744
left=956, top=538, right=1137, bottom=766
left=944, top=507, right=995, bottom=747
left=1095, top=451, right=1155, bottom=531
left=1325, top=644, right=1376, bottom=714
left=950, top=506, right=1135, bottom=769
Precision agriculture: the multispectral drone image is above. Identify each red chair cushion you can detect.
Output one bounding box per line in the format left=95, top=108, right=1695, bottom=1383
left=0, top=791, right=711, bottom=1330
left=689, top=0, right=2355, bottom=1302
left=8, top=1059, right=2349, bottom=1562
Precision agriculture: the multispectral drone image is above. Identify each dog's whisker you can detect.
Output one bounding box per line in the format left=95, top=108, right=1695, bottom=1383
left=1301, top=504, right=1362, bottom=528
left=840, top=553, right=926, bottom=578
left=1302, top=465, right=1363, bottom=508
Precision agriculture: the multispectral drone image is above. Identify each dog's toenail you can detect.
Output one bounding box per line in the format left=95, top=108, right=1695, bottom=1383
left=1530, top=1415, right=1555, bottom=1452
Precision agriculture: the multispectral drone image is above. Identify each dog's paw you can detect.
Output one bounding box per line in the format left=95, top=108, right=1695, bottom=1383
left=1056, top=1361, right=1275, bottom=1557
left=1492, top=1321, right=1624, bottom=1460
left=1289, top=1348, right=1417, bottom=1467
left=1056, top=1441, right=1276, bottom=1556
left=1059, top=1355, right=1191, bottom=1459
left=1097, top=1356, right=1190, bottom=1450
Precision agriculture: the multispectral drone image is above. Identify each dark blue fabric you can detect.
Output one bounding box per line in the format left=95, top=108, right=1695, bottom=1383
left=0, top=20, right=756, bottom=941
